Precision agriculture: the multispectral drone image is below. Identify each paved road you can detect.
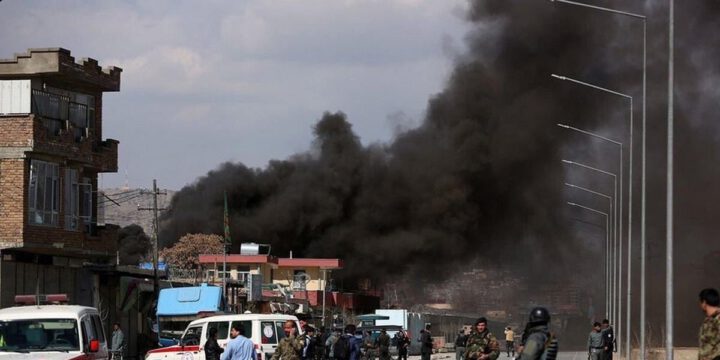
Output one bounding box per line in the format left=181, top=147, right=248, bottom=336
left=410, top=351, right=589, bottom=360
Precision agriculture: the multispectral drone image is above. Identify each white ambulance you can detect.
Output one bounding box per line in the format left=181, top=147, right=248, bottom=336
left=0, top=300, right=110, bottom=359
left=145, top=313, right=301, bottom=360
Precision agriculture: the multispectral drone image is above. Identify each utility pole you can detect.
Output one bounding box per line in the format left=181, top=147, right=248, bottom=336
left=666, top=1, right=675, bottom=359
left=138, top=179, right=167, bottom=300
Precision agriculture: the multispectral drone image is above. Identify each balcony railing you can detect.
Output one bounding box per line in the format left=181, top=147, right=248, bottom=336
left=31, top=89, right=89, bottom=140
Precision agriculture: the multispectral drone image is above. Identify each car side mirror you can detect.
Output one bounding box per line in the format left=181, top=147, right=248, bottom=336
left=89, top=339, right=100, bottom=353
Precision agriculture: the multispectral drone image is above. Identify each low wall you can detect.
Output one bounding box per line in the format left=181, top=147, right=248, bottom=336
left=629, top=347, right=698, bottom=360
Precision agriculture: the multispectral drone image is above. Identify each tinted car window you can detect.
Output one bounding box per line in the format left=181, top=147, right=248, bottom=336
left=82, top=316, right=96, bottom=342
left=261, top=321, right=277, bottom=344
left=91, top=315, right=105, bottom=343
left=207, top=321, right=230, bottom=340
left=182, top=326, right=203, bottom=346
left=231, top=321, right=252, bottom=339
left=275, top=321, right=287, bottom=341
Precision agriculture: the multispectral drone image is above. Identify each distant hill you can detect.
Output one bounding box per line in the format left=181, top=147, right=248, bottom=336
left=100, top=188, right=176, bottom=233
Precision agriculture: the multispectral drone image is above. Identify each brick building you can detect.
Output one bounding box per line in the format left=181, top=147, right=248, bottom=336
left=0, top=48, right=121, bottom=307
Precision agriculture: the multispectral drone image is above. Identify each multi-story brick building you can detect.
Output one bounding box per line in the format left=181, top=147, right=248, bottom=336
left=0, top=48, right=121, bottom=307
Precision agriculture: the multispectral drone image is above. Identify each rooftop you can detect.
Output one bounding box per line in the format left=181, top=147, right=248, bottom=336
left=198, top=254, right=343, bottom=270
left=0, top=305, right=99, bottom=319
left=0, top=48, right=122, bottom=91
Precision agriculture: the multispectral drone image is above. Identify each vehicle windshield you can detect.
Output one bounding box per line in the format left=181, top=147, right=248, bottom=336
left=158, top=317, right=194, bottom=342
left=0, top=318, right=80, bottom=352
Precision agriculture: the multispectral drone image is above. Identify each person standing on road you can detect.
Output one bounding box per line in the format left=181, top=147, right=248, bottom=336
left=111, top=323, right=124, bottom=359
left=600, top=319, right=614, bottom=360
left=504, top=327, right=515, bottom=358
left=587, top=322, right=604, bottom=360
left=377, top=328, right=391, bottom=360
left=455, top=329, right=468, bottom=360
left=303, top=326, right=317, bottom=360
left=326, top=329, right=340, bottom=360
left=420, top=325, right=434, bottom=360
left=464, top=318, right=499, bottom=360
left=317, top=328, right=328, bottom=360
left=698, top=288, right=720, bottom=360
left=205, top=327, right=225, bottom=360
left=272, top=321, right=304, bottom=360
left=332, top=325, right=361, bottom=360
left=396, top=330, right=410, bottom=360
left=516, top=307, right=557, bottom=360
left=222, top=323, right=257, bottom=360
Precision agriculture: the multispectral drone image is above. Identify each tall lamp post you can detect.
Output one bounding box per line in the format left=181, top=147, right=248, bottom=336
left=552, top=74, right=633, bottom=360
left=549, top=2, right=647, bottom=358
left=565, top=183, right=614, bottom=318
left=563, top=159, right=618, bottom=322
left=567, top=201, right=611, bottom=317
left=557, top=121, right=625, bottom=353
left=666, top=2, right=675, bottom=360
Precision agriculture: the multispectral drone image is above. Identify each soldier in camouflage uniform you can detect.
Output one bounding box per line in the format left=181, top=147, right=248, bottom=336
left=377, top=328, right=391, bottom=360
left=273, top=320, right=306, bottom=360
left=698, top=288, right=720, bottom=360
left=464, top=318, right=500, bottom=360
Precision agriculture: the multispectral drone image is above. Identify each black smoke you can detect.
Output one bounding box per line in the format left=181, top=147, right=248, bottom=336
left=118, top=224, right=152, bottom=265
left=158, top=0, right=720, bottom=347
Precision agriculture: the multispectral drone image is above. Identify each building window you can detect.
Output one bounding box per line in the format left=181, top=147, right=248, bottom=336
left=293, top=270, right=308, bottom=290
left=31, top=86, right=95, bottom=140
left=28, top=160, right=59, bottom=226
left=80, top=177, right=92, bottom=230
left=216, top=269, right=231, bottom=280
left=64, top=169, right=79, bottom=230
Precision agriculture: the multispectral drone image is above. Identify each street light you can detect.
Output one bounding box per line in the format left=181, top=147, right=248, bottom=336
left=552, top=74, right=633, bottom=360
left=549, top=2, right=647, bottom=358
left=567, top=201, right=610, bottom=319
left=565, top=183, right=614, bottom=319
left=557, top=121, right=624, bottom=352
left=563, top=159, right=618, bottom=323
left=666, top=3, right=676, bottom=360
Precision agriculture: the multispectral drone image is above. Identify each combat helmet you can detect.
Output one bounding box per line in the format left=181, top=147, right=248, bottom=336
left=528, top=306, right=550, bottom=324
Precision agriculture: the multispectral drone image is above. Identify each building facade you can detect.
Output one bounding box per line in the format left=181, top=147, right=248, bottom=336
left=198, top=254, right=380, bottom=315
left=0, top=48, right=121, bottom=307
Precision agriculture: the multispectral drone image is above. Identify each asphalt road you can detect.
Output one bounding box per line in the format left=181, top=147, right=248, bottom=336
left=409, top=351, right=590, bottom=360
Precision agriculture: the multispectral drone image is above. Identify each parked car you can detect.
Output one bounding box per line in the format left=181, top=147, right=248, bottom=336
left=0, top=304, right=109, bottom=359
left=145, top=313, right=301, bottom=360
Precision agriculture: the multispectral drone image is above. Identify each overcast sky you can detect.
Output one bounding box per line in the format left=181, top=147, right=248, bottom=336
left=0, top=0, right=469, bottom=190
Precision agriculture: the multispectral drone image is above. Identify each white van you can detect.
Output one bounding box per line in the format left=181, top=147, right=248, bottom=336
left=0, top=305, right=109, bottom=359
left=145, top=313, right=301, bottom=360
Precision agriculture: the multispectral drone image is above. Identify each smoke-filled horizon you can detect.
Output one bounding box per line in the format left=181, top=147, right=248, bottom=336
left=155, top=0, right=720, bottom=347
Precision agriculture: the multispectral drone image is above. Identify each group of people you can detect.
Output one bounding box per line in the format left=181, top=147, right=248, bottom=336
left=204, top=322, right=259, bottom=360
left=586, top=319, right=614, bottom=360
left=452, top=307, right=558, bottom=360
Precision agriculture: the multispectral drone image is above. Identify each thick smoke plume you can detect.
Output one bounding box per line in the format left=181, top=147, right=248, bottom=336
left=158, top=0, right=720, bottom=346
left=118, top=224, right=152, bottom=265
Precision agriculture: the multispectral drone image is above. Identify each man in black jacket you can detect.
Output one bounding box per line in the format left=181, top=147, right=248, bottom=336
left=395, top=330, right=410, bottom=360
left=600, top=320, right=614, bottom=360
left=205, top=327, right=224, bottom=360
left=420, top=325, right=433, bottom=360
left=455, top=329, right=468, bottom=360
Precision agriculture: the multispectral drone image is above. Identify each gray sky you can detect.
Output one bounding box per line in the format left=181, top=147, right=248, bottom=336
left=0, top=0, right=469, bottom=190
